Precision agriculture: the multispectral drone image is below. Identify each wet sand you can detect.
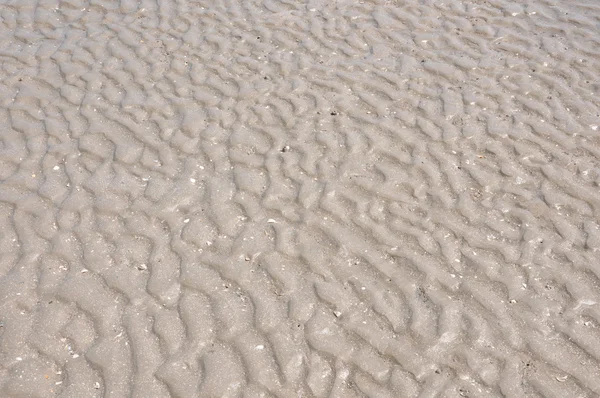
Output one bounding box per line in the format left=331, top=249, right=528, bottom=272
left=1, top=0, right=600, bottom=396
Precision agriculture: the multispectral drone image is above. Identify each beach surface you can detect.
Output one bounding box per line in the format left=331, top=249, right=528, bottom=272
left=1, top=0, right=600, bottom=396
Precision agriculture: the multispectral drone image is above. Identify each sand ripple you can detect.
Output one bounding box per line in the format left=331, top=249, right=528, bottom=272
left=1, top=0, right=600, bottom=396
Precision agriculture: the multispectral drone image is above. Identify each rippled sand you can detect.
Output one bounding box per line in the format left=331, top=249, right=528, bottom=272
left=1, top=0, right=600, bottom=396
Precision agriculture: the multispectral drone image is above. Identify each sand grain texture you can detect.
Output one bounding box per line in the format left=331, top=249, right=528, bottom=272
left=1, top=0, right=600, bottom=397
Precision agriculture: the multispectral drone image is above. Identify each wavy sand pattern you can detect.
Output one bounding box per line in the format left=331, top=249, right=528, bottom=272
left=1, top=0, right=600, bottom=396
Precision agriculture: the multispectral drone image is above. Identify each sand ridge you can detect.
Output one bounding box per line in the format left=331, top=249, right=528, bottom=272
left=0, top=0, right=600, bottom=396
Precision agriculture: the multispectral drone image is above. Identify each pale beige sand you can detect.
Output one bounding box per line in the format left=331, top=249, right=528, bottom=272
left=1, top=0, right=600, bottom=397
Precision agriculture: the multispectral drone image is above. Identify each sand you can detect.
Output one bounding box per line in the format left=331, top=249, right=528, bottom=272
left=0, top=0, right=599, bottom=396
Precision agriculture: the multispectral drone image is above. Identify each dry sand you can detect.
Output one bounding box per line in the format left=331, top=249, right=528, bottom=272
left=1, top=0, right=600, bottom=396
